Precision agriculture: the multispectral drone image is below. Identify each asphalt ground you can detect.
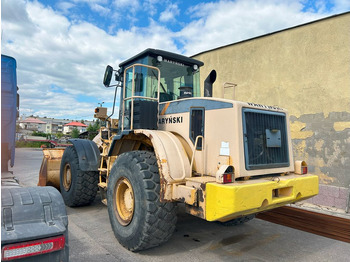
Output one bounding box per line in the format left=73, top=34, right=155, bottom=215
left=9, top=148, right=350, bottom=262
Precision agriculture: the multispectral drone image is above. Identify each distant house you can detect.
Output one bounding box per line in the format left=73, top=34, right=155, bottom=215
left=38, top=118, right=70, bottom=134
left=63, top=121, right=88, bottom=134
left=19, top=118, right=46, bottom=132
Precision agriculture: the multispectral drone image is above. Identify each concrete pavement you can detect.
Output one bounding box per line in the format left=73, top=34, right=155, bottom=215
left=10, top=148, right=350, bottom=262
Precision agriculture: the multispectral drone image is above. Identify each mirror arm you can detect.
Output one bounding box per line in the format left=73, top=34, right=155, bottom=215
left=106, top=83, right=121, bottom=122
left=105, top=71, right=122, bottom=88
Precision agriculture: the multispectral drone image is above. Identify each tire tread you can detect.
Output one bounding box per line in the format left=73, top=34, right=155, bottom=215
left=108, top=151, right=177, bottom=251
left=60, top=146, right=98, bottom=207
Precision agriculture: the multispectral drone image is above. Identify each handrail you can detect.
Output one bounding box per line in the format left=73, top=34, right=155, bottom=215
left=121, top=63, right=160, bottom=131
left=190, top=135, right=204, bottom=177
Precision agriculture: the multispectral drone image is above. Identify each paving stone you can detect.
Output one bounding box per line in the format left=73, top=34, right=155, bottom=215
left=334, top=198, right=347, bottom=209
left=339, top=187, right=349, bottom=200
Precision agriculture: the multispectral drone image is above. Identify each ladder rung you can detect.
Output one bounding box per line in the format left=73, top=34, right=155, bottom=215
left=98, top=182, right=107, bottom=188
left=98, top=168, right=108, bottom=173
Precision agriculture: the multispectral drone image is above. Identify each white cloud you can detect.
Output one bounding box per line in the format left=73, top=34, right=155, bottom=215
left=332, top=0, right=350, bottom=12
left=56, top=1, right=76, bottom=14
left=179, top=0, right=329, bottom=55
left=72, top=0, right=107, bottom=4
left=3, top=1, right=112, bottom=119
left=113, top=0, right=140, bottom=14
left=1, top=0, right=177, bottom=119
left=2, top=0, right=349, bottom=120
left=159, top=3, right=180, bottom=22
left=1, top=0, right=38, bottom=37
left=69, top=0, right=110, bottom=17
left=143, top=0, right=161, bottom=16
left=90, top=3, right=110, bottom=16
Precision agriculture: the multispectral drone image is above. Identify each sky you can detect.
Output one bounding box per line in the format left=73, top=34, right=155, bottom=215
left=1, top=0, right=349, bottom=121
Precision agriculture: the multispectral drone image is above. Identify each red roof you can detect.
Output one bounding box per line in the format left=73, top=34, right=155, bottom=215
left=65, top=121, right=88, bottom=127
left=21, top=118, right=46, bottom=124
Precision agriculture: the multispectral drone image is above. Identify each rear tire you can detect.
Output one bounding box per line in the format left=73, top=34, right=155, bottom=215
left=60, top=146, right=98, bottom=207
left=107, top=151, right=177, bottom=251
left=219, top=214, right=255, bottom=226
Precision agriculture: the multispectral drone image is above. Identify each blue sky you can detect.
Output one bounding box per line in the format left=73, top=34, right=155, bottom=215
left=2, top=0, right=349, bottom=120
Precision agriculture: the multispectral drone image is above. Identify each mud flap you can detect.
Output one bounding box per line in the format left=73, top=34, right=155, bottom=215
left=69, top=139, right=100, bottom=171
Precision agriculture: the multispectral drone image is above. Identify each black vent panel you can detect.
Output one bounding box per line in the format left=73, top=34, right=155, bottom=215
left=132, top=100, right=158, bottom=130
left=242, top=108, right=289, bottom=170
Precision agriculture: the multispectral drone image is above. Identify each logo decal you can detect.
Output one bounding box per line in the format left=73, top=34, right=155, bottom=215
left=158, top=116, right=183, bottom=124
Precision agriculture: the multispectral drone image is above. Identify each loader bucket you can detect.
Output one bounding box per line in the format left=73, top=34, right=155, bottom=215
left=38, top=148, right=66, bottom=189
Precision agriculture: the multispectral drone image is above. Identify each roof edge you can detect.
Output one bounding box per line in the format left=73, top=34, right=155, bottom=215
left=120, top=48, right=204, bottom=68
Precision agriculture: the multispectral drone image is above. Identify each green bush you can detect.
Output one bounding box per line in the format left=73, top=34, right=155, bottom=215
left=32, top=131, right=47, bottom=137
left=16, top=141, right=51, bottom=148
left=32, top=131, right=52, bottom=139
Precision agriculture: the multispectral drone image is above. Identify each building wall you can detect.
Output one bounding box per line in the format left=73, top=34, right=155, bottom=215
left=63, top=125, right=86, bottom=134
left=46, top=123, right=52, bottom=134
left=193, top=13, right=350, bottom=206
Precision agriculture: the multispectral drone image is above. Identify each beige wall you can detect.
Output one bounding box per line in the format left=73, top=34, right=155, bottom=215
left=194, top=13, right=350, bottom=188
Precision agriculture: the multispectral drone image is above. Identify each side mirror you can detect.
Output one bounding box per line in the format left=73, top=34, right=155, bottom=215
left=103, top=65, right=113, bottom=87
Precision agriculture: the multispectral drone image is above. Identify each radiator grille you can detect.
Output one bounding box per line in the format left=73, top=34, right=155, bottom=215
left=242, top=108, right=289, bottom=170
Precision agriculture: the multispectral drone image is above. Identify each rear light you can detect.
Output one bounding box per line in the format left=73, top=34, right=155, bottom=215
left=223, top=173, right=233, bottom=184
left=216, top=165, right=235, bottom=184
left=302, top=166, right=308, bottom=174
left=294, top=160, right=308, bottom=175
left=1, top=235, right=65, bottom=261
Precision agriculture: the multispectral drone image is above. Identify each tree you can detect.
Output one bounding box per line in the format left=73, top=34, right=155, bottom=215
left=87, top=121, right=100, bottom=140
left=71, top=127, right=80, bottom=138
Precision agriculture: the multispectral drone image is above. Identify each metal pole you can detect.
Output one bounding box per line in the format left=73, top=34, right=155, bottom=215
left=345, top=184, right=350, bottom=213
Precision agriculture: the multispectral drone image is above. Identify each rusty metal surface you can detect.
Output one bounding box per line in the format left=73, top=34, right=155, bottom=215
left=256, top=206, right=350, bottom=243
left=38, top=148, right=65, bottom=188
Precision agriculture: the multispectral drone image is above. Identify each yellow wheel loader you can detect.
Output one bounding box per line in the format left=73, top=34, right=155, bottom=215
left=39, top=49, right=318, bottom=251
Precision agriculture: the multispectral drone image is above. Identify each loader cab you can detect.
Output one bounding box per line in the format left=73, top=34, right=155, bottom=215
left=116, top=49, right=204, bottom=131
left=119, top=49, right=204, bottom=102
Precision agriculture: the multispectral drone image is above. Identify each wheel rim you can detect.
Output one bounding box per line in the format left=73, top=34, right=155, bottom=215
left=63, top=164, right=72, bottom=191
left=114, top=177, right=134, bottom=226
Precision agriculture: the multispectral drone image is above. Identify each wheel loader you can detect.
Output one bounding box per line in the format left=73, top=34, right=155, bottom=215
left=38, top=48, right=318, bottom=251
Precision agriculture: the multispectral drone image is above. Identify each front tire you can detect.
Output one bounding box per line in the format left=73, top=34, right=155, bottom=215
left=59, top=146, right=98, bottom=207
left=107, top=151, right=177, bottom=251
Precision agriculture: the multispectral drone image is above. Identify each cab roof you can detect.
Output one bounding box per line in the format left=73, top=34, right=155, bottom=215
left=119, top=48, right=204, bottom=68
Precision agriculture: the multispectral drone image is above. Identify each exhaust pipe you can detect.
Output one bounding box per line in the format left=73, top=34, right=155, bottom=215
left=204, top=70, right=217, bottom=97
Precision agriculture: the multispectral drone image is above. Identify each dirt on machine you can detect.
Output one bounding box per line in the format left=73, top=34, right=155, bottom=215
left=38, top=49, right=319, bottom=252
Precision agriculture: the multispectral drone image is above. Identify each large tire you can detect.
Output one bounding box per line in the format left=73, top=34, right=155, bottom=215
left=60, top=145, right=98, bottom=207
left=219, top=214, right=255, bottom=226
left=107, top=151, right=177, bottom=251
